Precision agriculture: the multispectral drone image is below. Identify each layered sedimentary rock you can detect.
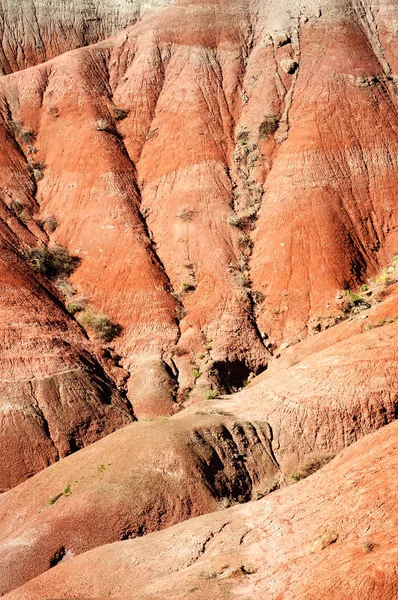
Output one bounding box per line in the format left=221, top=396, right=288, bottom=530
left=0, top=413, right=278, bottom=594
left=0, top=0, right=173, bottom=73
left=0, top=0, right=395, bottom=417
left=6, top=419, right=398, bottom=600
left=0, top=0, right=398, bottom=597
left=0, top=227, right=133, bottom=491
left=0, top=0, right=397, bottom=483
left=1, top=285, right=397, bottom=592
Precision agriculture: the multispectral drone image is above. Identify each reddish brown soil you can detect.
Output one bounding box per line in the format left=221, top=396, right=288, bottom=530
left=6, top=419, right=398, bottom=600
left=1, top=0, right=398, bottom=597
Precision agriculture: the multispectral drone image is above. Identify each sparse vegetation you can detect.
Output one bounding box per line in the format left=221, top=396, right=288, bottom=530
left=46, top=106, right=60, bottom=117
left=197, top=352, right=205, bottom=360
left=10, top=199, right=23, bottom=215
left=204, top=389, right=220, bottom=400
left=175, top=305, right=187, bottom=320
left=238, top=233, right=252, bottom=250
left=372, top=267, right=390, bottom=285
left=361, top=540, right=377, bottom=553
left=251, top=290, right=265, bottom=305
left=177, top=207, right=195, bottom=221
left=113, top=106, right=129, bottom=121
left=43, top=216, right=58, bottom=234
left=33, top=168, right=44, bottom=182
left=227, top=214, right=244, bottom=228
left=94, top=118, right=113, bottom=132
left=36, top=215, right=58, bottom=234
left=235, top=271, right=250, bottom=288
left=181, top=281, right=196, bottom=293
left=192, top=368, right=201, bottom=379
left=28, top=160, right=45, bottom=182
left=346, top=290, right=367, bottom=308
left=67, top=301, right=84, bottom=315
left=63, top=484, right=71, bottom=496
left=79, top=309, right=122, bottom=343
left=365, top=317, right=397, bottom=331
left=291, top=454, right=335, bottom=483
left=259, top=115, right=279, bottom=139
left=24, top=244, right=80, bottom=280
left=235, top=128, right=249, bottom=144
left=9, top=119, right=36, bottom=144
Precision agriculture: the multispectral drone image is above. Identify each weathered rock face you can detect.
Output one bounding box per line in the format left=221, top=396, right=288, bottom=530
left=1, top=0, right=398, bottom=597
left=0, top=0, right=174, bottom=73
left=0, top=413, right=278, bottom=595
left=0, top=229, right=133, bottom=491
left=0, top=0, right=397, bottom=485
left=1, top=0, right=398, bottom=418
left=1, top=290, right=398, bottom=593
left=6, top=419, right=398, bottom=600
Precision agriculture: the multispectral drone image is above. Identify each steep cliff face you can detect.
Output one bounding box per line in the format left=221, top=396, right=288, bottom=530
left=0, top=0, right=173, bottom=73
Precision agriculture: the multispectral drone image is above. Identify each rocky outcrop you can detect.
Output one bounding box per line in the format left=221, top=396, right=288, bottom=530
left=6, top=419, right=398, bottom=600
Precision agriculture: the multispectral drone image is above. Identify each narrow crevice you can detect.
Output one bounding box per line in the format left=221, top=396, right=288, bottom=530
left=181, top=521, right=231, bottom=570
left=29, top=380, right=60, bottom=461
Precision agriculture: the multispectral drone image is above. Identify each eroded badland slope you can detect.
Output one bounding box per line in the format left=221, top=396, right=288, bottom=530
left=1, top=0, right=398, bottom=597
left=0, top=0, right=174, bottom=73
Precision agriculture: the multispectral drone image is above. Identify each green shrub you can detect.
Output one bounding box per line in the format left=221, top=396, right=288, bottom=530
left=24, top=245, right=80, bottom=279
left=192, top=368, right=201, bottom=379
left=67, top=301, right=84, bottom=315
left=373, top=267, right=390, bottom=284
left=79, top=309, right=121, bottom=343
left=235, top=128, right=249, bottom=143
left=182, top=281, right=196, bottom=292
left=204, top=389, right=219, bottom=400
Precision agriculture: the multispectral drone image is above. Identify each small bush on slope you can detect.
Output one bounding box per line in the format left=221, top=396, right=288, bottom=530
left=24, top=245, right=80, bottom=280
left=79, top=309, right=121, bottom=343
